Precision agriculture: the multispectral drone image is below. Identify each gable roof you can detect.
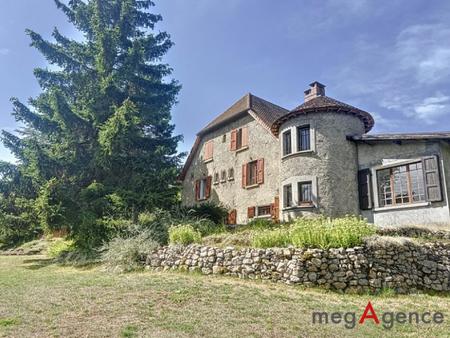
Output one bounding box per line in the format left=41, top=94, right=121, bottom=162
left=271, top=95, right=375, bottom=136
left=199, top=93, right=288, bottom=136
left=179, top=93, right=288, bottom=181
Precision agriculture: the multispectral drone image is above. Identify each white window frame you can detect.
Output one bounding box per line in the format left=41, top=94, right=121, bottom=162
left=281, top=175, right=318, bottom=210
left=371, top=158, right=430, bottom=211
left=199, top=178, right=207, bottom=200
left=280, top=120, right=316, bottom=159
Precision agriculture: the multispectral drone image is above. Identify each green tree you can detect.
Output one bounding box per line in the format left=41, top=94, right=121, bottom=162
left=1, top=0, right=182, bottom=248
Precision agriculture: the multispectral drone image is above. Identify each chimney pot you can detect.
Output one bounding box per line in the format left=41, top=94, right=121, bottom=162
left=304, top=81, right=326, bottom=102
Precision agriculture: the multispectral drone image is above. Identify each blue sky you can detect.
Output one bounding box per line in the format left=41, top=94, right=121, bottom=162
left=1, top=0, right=450, bottom=162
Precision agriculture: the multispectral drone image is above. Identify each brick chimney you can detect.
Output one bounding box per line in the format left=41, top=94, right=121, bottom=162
left=304, top=81, right=326, bottom=102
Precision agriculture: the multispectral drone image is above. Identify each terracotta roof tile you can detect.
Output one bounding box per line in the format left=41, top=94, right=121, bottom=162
left=271, top=95, right=375, bottom=136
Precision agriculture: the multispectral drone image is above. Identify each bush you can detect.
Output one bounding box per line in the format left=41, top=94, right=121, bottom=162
left=101, top=230, right=159, bottom=272
left=177, top=202, right=228, bottom=225
left=137, top=209, right=172, bottom=244
left=251, top=229, right=290, bottom=248
left=290, top=215, right=375, bottom=249
left=169, top=224, right=201, bottom=245
left=47, top=238, right=75, bottom=258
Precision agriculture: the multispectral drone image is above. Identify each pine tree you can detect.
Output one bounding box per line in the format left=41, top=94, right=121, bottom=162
left=1, top=0, right=182, bottom=248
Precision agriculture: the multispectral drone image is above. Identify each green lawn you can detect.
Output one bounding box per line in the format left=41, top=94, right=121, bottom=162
left=0, top=255, right=449, bottom=337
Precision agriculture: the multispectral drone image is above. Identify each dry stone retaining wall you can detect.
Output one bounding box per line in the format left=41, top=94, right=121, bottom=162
left=144, top=241, right=450, bottom=294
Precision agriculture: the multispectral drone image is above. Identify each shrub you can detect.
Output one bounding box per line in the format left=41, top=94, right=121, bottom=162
left=176, top=202, right=228, bottom=225
left=47, top=238, right=75, bottom=258
left=251, top=229, right=291, bottom=248
left=101, top=230, right=159, bottom=272
left=137, top=209, right=172, bottom=244
left=290, top=215, right=375, bottom=249
left=169, top=224, right=201, bottom=245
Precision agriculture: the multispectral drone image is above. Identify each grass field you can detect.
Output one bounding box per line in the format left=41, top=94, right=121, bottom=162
left=0, top=255, right=449, bottom=337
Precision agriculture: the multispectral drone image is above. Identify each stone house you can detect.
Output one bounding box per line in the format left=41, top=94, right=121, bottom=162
left=179, top=82, right=450, bottom=226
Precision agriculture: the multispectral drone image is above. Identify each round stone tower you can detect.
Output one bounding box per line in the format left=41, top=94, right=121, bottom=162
left=271, top=82, right=374, bottom=220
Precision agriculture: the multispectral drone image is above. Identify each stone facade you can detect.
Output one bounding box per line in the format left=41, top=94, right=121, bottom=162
left=181, top=82, right=450, bottom=227
left=144, top=241, right=450, bottom=294
left=181, top=113, right=280, bottom=224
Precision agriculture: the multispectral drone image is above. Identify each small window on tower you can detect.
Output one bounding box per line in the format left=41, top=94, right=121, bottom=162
left=228, top=168, right=234, bottom=180
left=221, top=170, right=227, bottom=182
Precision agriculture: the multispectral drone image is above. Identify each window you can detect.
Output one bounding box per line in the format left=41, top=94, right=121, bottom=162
left=257, top=205, right=271, bottom=216
left=228, top=168, right=234, bottom=180
left=247, top=161, right=258, bottom=186
left=283, top=184, right=292, bottom=208
left=195, top=177, right=211, bottom=201
left=298, top=181, right=313, bottom=205
left=297, top=125, right=311, bottom=151
left=282, top=130, right=292, bottom=156
left=377, top=162, right=426, bottom=207
left=204, top=140, right=213, bottom=161
left=213, top=172, right=219, bottom=184
left=222, top=134, right=226, bottom=143
left=221, top=170, right=227, bottom=182
left=242, top=159, right=264, bottom=188
left=230, top=127, right=248, bottom=151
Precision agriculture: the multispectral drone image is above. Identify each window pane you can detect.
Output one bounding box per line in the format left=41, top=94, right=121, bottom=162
left=376, top=162, right=425, bottom=207
left=284, top=184, right=292, bottom=207
left=199, top=179, right=206, bottom=199
left=298, top=126, right=310, bottom=151
left=247, top=161, right=258, bottom=185
left=236, top=129, right=242, bottom=149
left=298, top=181, right=312, bottom=203
left=257, top=205, right=271, bottom=216
left=283, top=130, right=292, bottom=155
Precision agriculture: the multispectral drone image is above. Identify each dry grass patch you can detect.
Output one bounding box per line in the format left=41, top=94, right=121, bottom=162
left=0, top=255, right=449, bottom=337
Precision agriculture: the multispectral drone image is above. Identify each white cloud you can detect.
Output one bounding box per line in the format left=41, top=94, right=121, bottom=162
left=410, top=93, right=450, bottom=123
left=0, top=48, right=10, bottom=56
left=396, top=24, right=450, bottom=84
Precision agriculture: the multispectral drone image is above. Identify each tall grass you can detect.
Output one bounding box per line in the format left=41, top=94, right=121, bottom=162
left=169, top=224, right=201, bottom=245
left=251, top=216, right=375, bottom=249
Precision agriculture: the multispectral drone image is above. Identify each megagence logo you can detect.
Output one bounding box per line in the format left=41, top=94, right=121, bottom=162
left=312, top=301, right=445, bottom=330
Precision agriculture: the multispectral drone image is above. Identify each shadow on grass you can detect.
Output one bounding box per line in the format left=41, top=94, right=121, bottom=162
left=22, top=257, right=54, bottom=270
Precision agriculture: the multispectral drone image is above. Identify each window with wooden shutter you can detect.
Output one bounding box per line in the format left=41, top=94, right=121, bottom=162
left=204, top=140, right=213, bottom=161
left=257, top=158, right=264, bottom=184
left=242, top=163, right=247, bottom=188
left=247, top=206, right=255, bottom=219
left=195, top=180, right=200, bottom=201
left=271, top=196, right=280, bottom=222
left=205, top=176, right=212, bottom=199
left=422, top=155, right=443, bottom=202
left=241, top=126, right=248, bottom=148
left=358, top=169, right=373, bottom=210
left=230, top=130, right=237, bottom=151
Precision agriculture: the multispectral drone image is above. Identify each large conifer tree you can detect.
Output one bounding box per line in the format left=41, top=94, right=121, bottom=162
left=1, top=0, right=182, bottom=247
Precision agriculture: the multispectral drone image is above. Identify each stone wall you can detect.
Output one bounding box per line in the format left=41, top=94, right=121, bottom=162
left=181, top=113, right=280, bottom=224
left=144, top=241, right=450, bottom=294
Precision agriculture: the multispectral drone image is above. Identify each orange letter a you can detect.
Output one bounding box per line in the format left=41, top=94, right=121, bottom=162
left=359, top=301, right=380, bottom=324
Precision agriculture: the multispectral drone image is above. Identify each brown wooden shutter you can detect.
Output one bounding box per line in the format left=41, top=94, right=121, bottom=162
left=242, top=163, right=247, bottom=188
left=358, top=169, right=373, bottom=210
left=230, top=129, right=237, bottom=151
left=227, top=209, right=237, bottom=225
left=195, top=180, right=200, bottom=201
left=422, top=155, right=443, bottom=202
left=247, top=206, right=255, bottom=219
left=205, top=176, right=212, bottom=199
left=241, top=126, right=248, bottom=147
left=257, top=158, right=264, bottom=184
left=272, top=196, right=279, bottom=222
